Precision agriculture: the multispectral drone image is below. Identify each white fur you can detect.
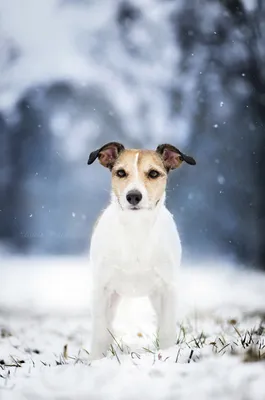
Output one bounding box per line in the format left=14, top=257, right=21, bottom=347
left=89, top=195, right=181, bottom=359
left=134, top=152, right=139, bottom=180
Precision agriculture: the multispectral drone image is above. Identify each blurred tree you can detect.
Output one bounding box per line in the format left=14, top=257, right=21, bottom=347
left=220, top=0, right=265, bottom=268
left=169, top=0, right=265, bottom=267
left=0, top=114, right=15, bottom=247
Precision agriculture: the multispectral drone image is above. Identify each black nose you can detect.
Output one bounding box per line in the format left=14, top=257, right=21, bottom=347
left=126, top=190, right=142, bottom=206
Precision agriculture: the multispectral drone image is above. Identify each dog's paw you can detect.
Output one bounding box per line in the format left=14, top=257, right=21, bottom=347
left=88, top=343, right=109, bottom=361
left=159, top=335, right=176, bottom=350
left=88, top=351, right=105, bottom=361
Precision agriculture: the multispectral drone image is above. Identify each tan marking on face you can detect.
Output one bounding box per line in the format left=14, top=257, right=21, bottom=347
left=111, top=149, right=167, bottom=209
left=138, top=151, right=167, bottom=206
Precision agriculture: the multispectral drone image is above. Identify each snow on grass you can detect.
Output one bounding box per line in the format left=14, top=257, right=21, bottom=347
left=0, top=257, right=265, bottom=399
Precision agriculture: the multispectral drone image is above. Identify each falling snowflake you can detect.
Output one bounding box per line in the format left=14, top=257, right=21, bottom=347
left=217, top=175, right=225, bottom=185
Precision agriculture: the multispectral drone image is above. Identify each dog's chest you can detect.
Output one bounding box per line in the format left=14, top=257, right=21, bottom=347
left=106, top=219, right=163, bottom=295
left=108, top=214, right=158, bottom=272
left=91, top=205, right=180, bottom=296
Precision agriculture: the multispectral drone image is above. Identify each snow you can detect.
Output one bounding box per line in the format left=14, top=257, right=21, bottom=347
left=217, top=175, right=225, bottom=185
left=0, top=257, right=265, bottom=399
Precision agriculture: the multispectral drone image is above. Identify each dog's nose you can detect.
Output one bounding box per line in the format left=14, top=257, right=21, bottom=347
left=126, top=190, right=142, bottom=206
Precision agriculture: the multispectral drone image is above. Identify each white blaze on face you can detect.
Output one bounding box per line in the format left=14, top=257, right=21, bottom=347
left=123, top=151, right=149, bottom=209
left=134, top=152, right=139, bottom=182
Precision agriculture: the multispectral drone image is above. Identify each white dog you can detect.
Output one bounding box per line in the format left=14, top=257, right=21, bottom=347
left=87, top=142, right=196, bottom=359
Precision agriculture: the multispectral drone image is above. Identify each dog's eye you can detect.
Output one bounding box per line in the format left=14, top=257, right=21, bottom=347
left=148, top=170, right=160, bottom=179
left=116, top=169, right=127, bottom=178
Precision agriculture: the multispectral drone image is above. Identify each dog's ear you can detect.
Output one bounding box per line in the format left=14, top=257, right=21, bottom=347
left=87, top=142, right=125, bottom=169
left=156, top=144, right=196, bottom=171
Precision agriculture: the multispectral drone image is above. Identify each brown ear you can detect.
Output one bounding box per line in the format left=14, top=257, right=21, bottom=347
left=87, top=142, right=125, bottom=169
left=156, top=144, right=196, bottom=171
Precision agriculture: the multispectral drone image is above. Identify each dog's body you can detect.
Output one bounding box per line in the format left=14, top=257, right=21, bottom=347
left=88, top=144, right=195, bottom=359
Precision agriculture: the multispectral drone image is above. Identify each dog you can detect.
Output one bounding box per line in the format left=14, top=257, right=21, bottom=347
left=87, top=142, right=196, bottom=359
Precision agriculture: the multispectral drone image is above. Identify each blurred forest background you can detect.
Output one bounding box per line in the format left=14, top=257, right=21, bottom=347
left=0, top=0, right=264, bottom=268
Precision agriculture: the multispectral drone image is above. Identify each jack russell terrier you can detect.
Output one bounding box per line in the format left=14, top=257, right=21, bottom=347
left=87, top=142, right=196, bottom=359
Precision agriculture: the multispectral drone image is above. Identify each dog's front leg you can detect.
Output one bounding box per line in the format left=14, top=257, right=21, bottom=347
left=90, top=286, right=120, bottom=360
left=149, top=284, right=177, bottom=349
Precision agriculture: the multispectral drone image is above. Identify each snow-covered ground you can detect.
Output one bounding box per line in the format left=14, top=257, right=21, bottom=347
left=0, top=257, right=265, bottom=399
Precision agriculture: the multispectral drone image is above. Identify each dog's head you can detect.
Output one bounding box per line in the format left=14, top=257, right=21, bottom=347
left=87, top=142, right=196, bottom=211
